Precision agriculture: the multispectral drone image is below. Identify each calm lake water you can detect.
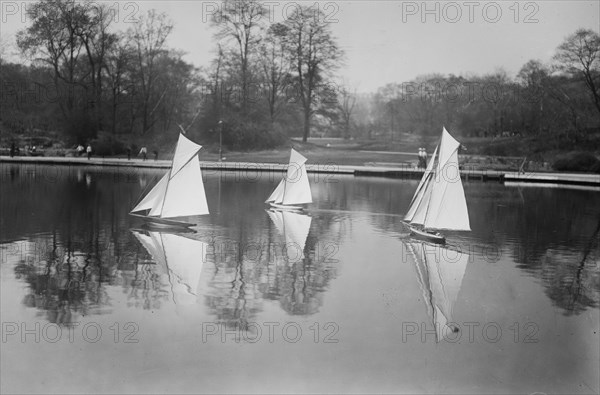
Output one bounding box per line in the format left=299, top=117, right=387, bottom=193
left=1, top=163, right=599, bottom=394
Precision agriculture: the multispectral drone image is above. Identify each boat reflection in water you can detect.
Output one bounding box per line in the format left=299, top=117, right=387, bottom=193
left=402, top=239, right=470, bottom=342
left=265, top=208, right=323, bottom=315
left=130, top=229, right=207, bottom=306
left=265, top=208, right=312, bottom=262
left=205, top=208, right=323, bottom=328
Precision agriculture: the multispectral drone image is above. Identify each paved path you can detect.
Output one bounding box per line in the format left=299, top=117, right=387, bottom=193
left=504, top=171, right=600, bottom=186
left=1, top=155, right=599, bottom=186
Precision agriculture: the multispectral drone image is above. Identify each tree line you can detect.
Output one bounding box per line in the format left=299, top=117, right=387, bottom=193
left=0, top=0, right=598, bottom=153
left=1, top=0, right=344, bottom=152
left=354, top=29, right=599, bottom=144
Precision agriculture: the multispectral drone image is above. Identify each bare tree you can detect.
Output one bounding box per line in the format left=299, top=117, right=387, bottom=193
left=554, top=29, right=600, bottom=116
left=338, top=85, right=356, bottom=139
left=282, top=6, right=343, bottom=142
left=105, top=36, right=133, bottom=135
left=517, top=60, right=549, bottom=135
left=211, top=0, right=266, bottom=116
left=259, top=23, right=291, bottom=123
left=17, top=0, right=89, bottom=119
left=79, top=3, right=117, bottom=131
left=129, top=9, right=173, bottom=134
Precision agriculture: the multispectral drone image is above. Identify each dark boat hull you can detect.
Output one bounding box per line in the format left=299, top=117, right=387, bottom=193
left=129, top=213, right=195, bottom=229
left=269, top=202, right=304, bottom=211
left=408, top=224, right=445, bottom=244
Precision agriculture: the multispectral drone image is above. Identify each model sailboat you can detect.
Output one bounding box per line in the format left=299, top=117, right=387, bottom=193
left=131, top=229, right=207, bottom=305
left=266, top=149, right=312, bottom=210
left=266, top=209, right=312, bottom=262
left=403, top=240, right=469, bottom=342
left=130, top=133, right=209, bottom=228
left=403, top=127, right=470, bottom=243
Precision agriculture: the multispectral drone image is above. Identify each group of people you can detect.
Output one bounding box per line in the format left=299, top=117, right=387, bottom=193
left=74, top=144, right=157, bottom=161
left=8, top=140, right=159, bottom=161
left=417, top=147, right=428, bottom=168
left=76, top=144, right=93, bottom=159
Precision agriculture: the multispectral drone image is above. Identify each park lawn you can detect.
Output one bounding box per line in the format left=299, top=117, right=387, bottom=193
left=198, top=145, right=416, bottom=167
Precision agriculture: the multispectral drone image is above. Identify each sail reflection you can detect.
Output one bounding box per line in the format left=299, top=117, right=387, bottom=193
left=265, top=209, right=312, bottom=261
left=4, top=163, right=598, bottom=332
left=402, top=240, right=469, bottom=342
left=266, top=209, right=327, bottom=315
left=131, top=229, right=207, bottom=306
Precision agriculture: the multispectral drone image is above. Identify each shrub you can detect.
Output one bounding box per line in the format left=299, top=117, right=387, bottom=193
left=552, top=151, right=600, bottom=173
left=89, top=136, right=127, bottom=156
left=44, top=148, right=68, bottom=157
left=223, top=121, right=286, bottom=151
left=66, top=113, right=95, bottom=143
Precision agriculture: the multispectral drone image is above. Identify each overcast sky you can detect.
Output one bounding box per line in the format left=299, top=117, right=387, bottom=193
left=1, top=1, right=598, bottom=92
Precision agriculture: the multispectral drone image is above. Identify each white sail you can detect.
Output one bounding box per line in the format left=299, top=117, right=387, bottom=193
left=131, top=173, right=169, bottom=214
left=281, top=149, right=312, bottom=205
left=405, top=146, right=438, bottom=222
left=160, top=155, right=209, bottom=218
left=410, top=176, right=435, bottom=226
left=132, top=230, right=207, bottom=305
left=171, top=133, right=203, bottom=176
left=423, top=128, right=470, bottom=231
left=404, top=240, right=469, bottom=342
left=266, top=179, right=285, bottom=203
left=132, top=133, right=209, bottom=219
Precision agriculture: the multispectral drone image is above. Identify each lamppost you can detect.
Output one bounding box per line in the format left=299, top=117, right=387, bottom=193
left=218, top=120, right=223, bottom=162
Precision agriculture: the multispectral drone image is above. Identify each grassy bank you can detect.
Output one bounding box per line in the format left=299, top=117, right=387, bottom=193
left=2, top=129, right=600, bottom=173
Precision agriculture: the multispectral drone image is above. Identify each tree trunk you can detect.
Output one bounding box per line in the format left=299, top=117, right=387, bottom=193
left=111, top=88, right=118, bottom=135
left=302, top=109, right=310, bottom=142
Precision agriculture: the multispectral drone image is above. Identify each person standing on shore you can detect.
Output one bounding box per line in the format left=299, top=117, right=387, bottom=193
left=86, top=144, right=92, bottom=160
left=127, top=147, right=131, bottom=160
left=10, top=142, right=16, bottom=157
left=139, top=146, right=147, bottom=161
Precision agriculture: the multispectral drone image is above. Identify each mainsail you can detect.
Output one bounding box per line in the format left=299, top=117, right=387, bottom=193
left=131, top=133, right=209, bottom=219
left=405, top=127, right=470, bottom=231
left=404, top=145, right=438, bottom=223
left=266, top=149, right=312, bottom=206
left=265, top=179, right=285, bottom=204
left=131, top=229, right=207, bottom=305
left=403, top=240, right=469, bottom=342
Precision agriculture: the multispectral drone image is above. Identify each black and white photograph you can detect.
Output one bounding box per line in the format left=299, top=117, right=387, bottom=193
left=1, top=0, right=599, bottom=394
